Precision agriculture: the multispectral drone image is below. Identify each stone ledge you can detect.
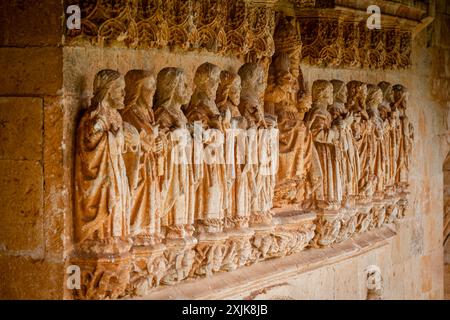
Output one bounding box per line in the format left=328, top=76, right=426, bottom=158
left=129, top=226, right=396, bottom=300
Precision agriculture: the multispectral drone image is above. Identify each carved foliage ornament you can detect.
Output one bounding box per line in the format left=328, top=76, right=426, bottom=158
left=66, top=0, right=276, bottom=59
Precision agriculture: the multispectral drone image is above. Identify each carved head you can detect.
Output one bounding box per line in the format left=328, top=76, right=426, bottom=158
left=346, top=80, right=367, bottom=112
left=154, top=67, right=191, bottom=109
left=238, top=62, right=266, bottom=98
left=378, top=81, right=394, bottom=104
left=124, top=70, right=156, bottom=111
left=392, top=84, right=408, bottom=109
left=216, top=70, right=241, bottom=108
left=331, top=79, right=347, bottom=104
left=366, top=84, right=383, bottom=109
left=91, top=69, right=125, bottom=110
left=194, top=62, right=221, bottom=98
left=312, top=80, right=333, bottom=106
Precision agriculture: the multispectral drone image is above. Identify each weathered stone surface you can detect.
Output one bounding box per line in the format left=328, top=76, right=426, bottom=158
left=43, top=97, right=67, bottom=261
left=0, top=97, right=43, bottom=161
left=0, top=160, right=43, bottom=253
left=0, top=0, right=63, bottom=47
left=0, top=254, right=63, bottom=300
left=0, top=48, right=63, bottom=96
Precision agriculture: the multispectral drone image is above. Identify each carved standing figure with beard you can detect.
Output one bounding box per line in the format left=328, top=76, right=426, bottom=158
left=265, top=53, right=315, bottom=212
left=120, top=70, right=163, bottom=245
left=305, top=80, right=342, bottom=210
left=75, top=69, right=133, bottom=250
left=153, top=67, right=195, bottom=239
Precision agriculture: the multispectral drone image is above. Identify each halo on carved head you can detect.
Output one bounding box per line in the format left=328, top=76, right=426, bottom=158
left=123, top=69, right=155, bottom=112
left=154, top=67, right=185, bottom=109
left=91, top=69, right=122, bottom=109
left=194, top=62, right=221, bottom=88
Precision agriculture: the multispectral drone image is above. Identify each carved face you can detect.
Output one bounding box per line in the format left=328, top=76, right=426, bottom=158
left=175, top=73, right=191, bottom=105
left=324, top=85, right=334, bottom=106
left=393, top=89, right=408, bottom=107
left=336, top=85, right=347, bottom=104
left=108, top=78, right=126, bottom=110
left=372, top=90, right=383, bottom=106
left=229, top=78, right=241, bottom=106
left=141, top=77, right=156, bottom=108
left=385, top=86, right=394, bottom=103
left=209, top=71, right=221, bottom=98
left=359, top=83, right=368, bottom=101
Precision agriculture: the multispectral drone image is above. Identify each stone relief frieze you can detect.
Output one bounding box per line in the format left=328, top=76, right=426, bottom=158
left=66, top=1, right=415, bottom=70
left=70, top=5, right=415, bottom=300
left=72, top=65, right=413, bottom=299
left=66, top=0, right=276, bottom=59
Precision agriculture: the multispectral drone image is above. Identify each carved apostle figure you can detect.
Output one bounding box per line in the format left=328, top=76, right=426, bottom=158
left=216, top=70, right=250, bottom=229
left=238, top=62, right=278, bottom=225
left=265, top=53, right=315, bottom=211
left=392, top=84, right=414, bottom=192
left=74, top=69, right=132, bottom=249
left=347, top=81, right=374, bottom=201
left=366, top=85, right=386, bottom=200
left=154, top=67, right=195, bottom=239
left=378, top=81, right=397, bottom=196
left=305, top=80, right=342, bottom=210
left=120, top=70, right=163, bottom=245
left=330, top=80, right=359, bottom=208
left=185, top=62, right=227, bottom=233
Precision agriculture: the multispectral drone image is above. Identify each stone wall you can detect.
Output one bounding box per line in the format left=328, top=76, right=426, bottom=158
left=0, top=0, right=448, bottom=300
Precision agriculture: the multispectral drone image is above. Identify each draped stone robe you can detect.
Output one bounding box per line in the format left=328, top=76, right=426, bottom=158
left=121, top=104, right=161, bottom=240
left=306, top=105, right=342, bottom=209
left=267, top=94, right=314, bottom=210
left=351, top=111, right=374, bottom=201
left=154, top=106, right=195, bottom=231
left=239, top=94, right=278, bottom=218
left=397, top=111, right=414, bottom=189
left=75, top=105, right=131, bottom=243
left=369, top=108, right=386, bottom=199
left=222, top=112, right=249, bottom=227
left=185, top=92, right=226, bottom=225
left=329, top=103, right=360, bottom=207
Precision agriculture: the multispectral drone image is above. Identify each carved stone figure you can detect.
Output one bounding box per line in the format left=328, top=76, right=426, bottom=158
left=266, top=53, right=316, bottom=211
left=306, top=80, right=342, bottom=210
left=347, top=81, right=374, bottom=202
left=154, top=67, right=195, bottom=239
left=378, top=81, right=397, bottom=197
left=73, top=69, right=133, bottom=299
left=366, top=84, right=386, bottom=201
left=238, top=62, right=278, bottom=259
left=239, top=63, right=278, bottom=223
left=74, top=69, right=131, bottom=250
left=186, top=62, right=226, bottom=233
left=392, top=84, right=414, bottom=193
left=330, top=80, right=359, bottom=208
left=121, top=70, right=162, bottom=245
left=216, top=70, right=250, bottom=229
